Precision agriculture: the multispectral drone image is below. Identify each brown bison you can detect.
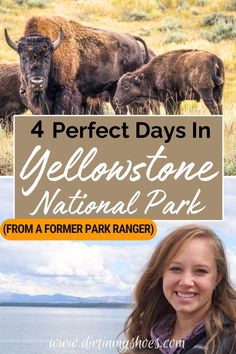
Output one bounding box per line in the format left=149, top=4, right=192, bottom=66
left=114, top=49, right=224, bottom=115
left=0, top=63, right=27, bottom=131
left=5, top=16, right=150, bottom=115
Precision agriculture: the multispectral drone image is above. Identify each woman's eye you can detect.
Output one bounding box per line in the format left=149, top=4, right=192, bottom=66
left=196, top=268, right=208, bottom=274
left=169, top=267, right=181, bottom=272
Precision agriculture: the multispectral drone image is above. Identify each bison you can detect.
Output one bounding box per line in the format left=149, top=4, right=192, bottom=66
left=0, top=63, right=27, bottom=131
left=114, top=49, right=224, bottom=115
left=4, top=16, right=150, bottom=115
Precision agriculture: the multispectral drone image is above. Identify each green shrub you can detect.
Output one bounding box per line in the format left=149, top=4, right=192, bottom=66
left=24, top=0, right=47, bottom=8
left=164, top=31, right=186, bottom=43
left=224, top=160, right=236, bottom=175
left=226, top=0, right=236, bottom=11
left=158, top=16, right=181, bottom=31
left=202, top=13, right=235, bottom=26
left=121, top=10, right=150, bottom=21
left=201, top=18, right=236, bottom=42
left=0, top=5, right=7, bottom=12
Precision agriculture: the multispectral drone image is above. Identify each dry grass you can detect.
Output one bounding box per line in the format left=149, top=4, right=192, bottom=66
left=0, top=0, right=235, bottom=175
left=224, top=120, right=236, bottom=175
left=0, top=128, right=13, bottom=176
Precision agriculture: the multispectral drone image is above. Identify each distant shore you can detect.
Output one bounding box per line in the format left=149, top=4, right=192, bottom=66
left=0, top=302, right=132, bottom=308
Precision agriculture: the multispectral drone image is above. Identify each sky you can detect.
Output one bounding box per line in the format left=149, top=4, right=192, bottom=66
left=0, top=177, right=236, bottom=297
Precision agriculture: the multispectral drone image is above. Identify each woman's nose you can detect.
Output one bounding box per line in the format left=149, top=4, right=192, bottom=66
left=178, top=273, right=194, bottom=287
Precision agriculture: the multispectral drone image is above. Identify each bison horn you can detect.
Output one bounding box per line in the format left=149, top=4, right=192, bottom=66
left=52, top=27, right=64, bottom=50
left=4, top=28, right=18, bottom=52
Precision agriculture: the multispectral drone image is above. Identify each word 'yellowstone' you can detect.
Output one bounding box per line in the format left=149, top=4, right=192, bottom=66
left=20, top=145, right=218, bottom=196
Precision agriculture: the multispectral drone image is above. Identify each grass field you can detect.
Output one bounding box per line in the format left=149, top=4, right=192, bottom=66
left=0, top=128, right=13, bottom=175
left=0, top=0, right=235, bottom=175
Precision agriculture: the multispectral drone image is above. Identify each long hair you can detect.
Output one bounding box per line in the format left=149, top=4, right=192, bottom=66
left=124, top=224, right=236, bottom=353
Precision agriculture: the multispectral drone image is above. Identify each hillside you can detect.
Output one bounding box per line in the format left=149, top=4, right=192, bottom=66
left=0, top=292, right=132, bottom=305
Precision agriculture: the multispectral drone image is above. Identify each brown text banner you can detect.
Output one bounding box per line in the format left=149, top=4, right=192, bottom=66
left=15, top=115, right=222, bottom=220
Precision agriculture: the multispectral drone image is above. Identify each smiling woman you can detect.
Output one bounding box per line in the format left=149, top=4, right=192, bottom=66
left=122, top=225, right=236, bottom=354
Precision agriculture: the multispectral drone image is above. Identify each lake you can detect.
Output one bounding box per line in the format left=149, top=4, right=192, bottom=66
left=0, top=306, right=131, bottom=354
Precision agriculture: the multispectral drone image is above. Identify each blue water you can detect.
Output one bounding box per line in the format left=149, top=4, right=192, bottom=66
left=0, top=306, right=130, bottom=354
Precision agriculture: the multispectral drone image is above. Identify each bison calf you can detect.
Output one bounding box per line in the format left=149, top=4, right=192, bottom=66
left=114, top=49, right=224, bottom=115
left=0, top=63, right=27, bottom=131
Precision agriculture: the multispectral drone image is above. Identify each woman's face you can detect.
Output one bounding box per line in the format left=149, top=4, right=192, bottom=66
left=163, top=237, right=221, bottom=320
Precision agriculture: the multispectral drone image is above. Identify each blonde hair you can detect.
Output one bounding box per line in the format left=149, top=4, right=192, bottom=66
left=124, top=224, right=236, bottom=353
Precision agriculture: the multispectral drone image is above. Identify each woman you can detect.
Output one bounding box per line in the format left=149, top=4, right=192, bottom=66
left=122, top=225, right=236, bottom=354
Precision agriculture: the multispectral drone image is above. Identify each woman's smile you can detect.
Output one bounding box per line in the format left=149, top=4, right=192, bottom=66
left=175, top=291, right=198, bottom=299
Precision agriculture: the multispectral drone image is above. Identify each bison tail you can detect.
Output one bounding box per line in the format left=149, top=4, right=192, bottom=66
left=212, top=58, right=224, bottom=87
left=133, top=35, right=150, bottom=64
